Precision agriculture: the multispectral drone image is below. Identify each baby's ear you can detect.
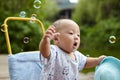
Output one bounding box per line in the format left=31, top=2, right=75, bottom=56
left=53, top=33, right=59, bottom=40
left=53, top=36, right=58, bottom=45
left=54, top=32, right=60, bottom=38
left=53, top=36, right=57, bottom=41
left=53, top=32, right=60, bottom=42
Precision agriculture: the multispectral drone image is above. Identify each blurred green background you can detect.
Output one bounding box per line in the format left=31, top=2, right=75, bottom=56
left=73, top=0, right=120, bottom=59
left=0, top=0, right=120, bottom=69
left=0, top=0, right=59, bottom=53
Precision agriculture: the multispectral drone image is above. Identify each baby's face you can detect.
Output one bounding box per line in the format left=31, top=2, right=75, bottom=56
left=56, top=21, right=80, bottom=53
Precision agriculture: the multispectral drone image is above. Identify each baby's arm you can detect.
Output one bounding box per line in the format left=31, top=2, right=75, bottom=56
left=84, top=55, right=106, bottom=68
left=39, top=25, right=55, bottom=60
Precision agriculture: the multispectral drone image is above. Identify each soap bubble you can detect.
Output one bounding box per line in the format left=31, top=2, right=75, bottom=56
left=109, top=35, right=116, bottom=44
left=33, top=0, right=41, bottom=9
left=19, top=11, right=26, bottom=18
left=29, top=14, right=37, bottom=23
left=23, top=37, right=30, bottom=44
left=86, top=54, right=90, bottom=57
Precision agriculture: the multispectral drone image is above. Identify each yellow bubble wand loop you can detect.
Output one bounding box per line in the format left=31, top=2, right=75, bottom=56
left=1, top=17, right=45, bottom=55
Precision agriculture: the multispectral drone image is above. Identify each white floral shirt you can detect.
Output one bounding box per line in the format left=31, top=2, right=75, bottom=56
left=40, top=45, right=87, bottom=80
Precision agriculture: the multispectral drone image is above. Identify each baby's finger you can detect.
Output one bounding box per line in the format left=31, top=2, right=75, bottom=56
left=54, top=32, right=60, bottom=37
left=46, top=30, right=54, bottom=37
left=48, top=25, right=55, bottom=33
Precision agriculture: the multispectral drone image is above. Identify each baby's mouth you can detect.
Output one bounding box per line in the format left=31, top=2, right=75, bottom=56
left=73, top=42, right=77, bottom=47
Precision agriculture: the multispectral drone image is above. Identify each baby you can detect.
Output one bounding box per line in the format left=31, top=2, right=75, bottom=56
left=39, top=19, right=105, bottom=80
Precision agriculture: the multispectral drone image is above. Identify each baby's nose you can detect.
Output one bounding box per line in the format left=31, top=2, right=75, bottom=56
left=74, top=35, right=79, bottom=40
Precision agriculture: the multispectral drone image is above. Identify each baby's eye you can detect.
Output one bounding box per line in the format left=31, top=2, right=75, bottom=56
left=77, top=34, right=80, bottom=37
left=69, top=32, right=73, bottom=35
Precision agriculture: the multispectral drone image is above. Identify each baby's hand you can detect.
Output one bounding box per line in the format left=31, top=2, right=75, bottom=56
left=98, top=55, right=106, bottom=64
left=43, top=25, right=55, bottom=40
left=43, top=25, right=60, bottom=41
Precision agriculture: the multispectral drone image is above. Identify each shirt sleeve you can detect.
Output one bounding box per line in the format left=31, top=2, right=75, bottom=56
left=39, top=45, right=56, bottom=66
left=76, top=51, right=87, bottom=71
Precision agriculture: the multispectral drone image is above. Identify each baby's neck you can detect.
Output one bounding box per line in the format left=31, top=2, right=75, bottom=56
left=58, top=46, right=76, bottom=60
